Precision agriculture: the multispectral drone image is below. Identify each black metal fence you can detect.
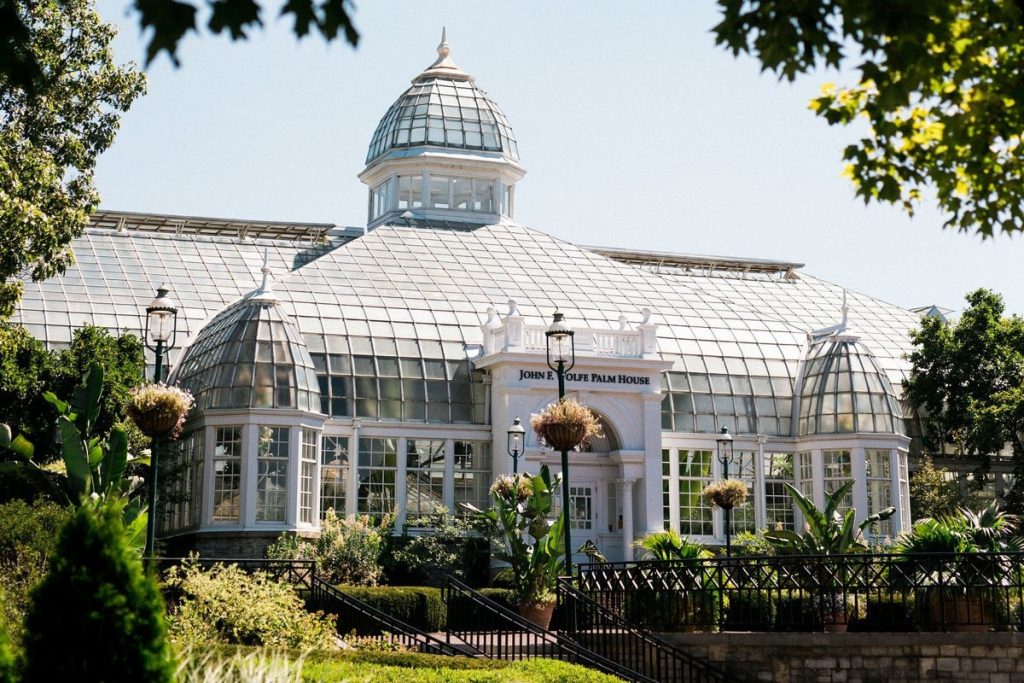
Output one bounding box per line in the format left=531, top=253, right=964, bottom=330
left=557, top=578, right=736, bottom=682
left=576, top=552, right=1024, bottom=633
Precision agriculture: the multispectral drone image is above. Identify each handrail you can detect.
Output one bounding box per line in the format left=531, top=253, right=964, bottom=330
left=310, top=576, right=464, bottom=656
left=558, top=577, right=738, bottom=683
left=442, top=576, right=648, bottom=681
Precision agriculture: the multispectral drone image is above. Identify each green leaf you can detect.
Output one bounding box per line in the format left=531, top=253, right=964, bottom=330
left=59, top=416, right=92, bottom=498
left=42, top=391, right=69, bottom=415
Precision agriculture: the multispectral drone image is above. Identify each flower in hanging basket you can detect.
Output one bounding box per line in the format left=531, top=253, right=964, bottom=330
left=529, top=398, right=603, bottom=451
left=126, top=383, right=194, bottom=438
left=701, top=479, right=749, bottom=510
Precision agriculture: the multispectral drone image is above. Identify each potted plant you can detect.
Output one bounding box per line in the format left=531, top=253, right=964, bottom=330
left=530, top=398, right=602, bottom=451
left=701, top=479, right=749, bottom=511
left=891, top=502, right=1022, bottom=632
left=126, top=383, right=194, bottom=438
left=464, top=465, right=565, bottom=628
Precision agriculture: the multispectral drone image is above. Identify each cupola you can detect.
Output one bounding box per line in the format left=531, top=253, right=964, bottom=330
left=359, top=29, right=526, bottom=230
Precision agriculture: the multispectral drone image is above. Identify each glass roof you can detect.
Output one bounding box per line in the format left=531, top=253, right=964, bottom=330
left=797, top=335, right=905, bottom=436
left=366, top=76, right=518, bottom=164
left=172, top=295, right=320, bottom=413
left=13, top=220, right=923, bottom=435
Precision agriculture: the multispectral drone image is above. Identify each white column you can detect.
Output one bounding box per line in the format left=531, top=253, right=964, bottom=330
left=754, top=435, right=767, bottom=529
left=346, top=420, right=361, bottom=519
left=617, top=478, right=637, bottom=561
left=395, top=436, right=408, bottom=528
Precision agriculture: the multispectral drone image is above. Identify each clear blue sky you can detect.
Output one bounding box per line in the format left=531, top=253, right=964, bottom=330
left=94, top=0, right=1024, bottom=316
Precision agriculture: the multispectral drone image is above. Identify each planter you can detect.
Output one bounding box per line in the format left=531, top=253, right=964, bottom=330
left=130, top=409, right=181, bottom=437
left=518, top=601, right=556, bottom=630
left=539, top=422, right=587, bottom=451
left=927, top=589, right=994, bottom=632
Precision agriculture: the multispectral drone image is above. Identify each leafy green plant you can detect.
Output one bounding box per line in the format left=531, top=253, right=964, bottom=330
left=385, top=511, right=490, bottom=586
left=267, top=510, right=387, bottom=586
left=22, top=500, right=175, bottom=682
left=340, top=586, right=446, bottom=633
left=165, top=560, right=336, bottom=649
left=0, top=363, right=148, bottom=546
left=465, top=465, right=565, bottom=608
left=0, top=500, right=71, bottom=647
left=765, top=481, right=894, bottom=555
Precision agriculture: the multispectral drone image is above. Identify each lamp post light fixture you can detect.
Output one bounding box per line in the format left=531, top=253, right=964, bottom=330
left=545, top=310, right=576, bottom=575
left=715, top=425, right=735, bottom=557
left=143, top=285, right=179, bottom=558
left=507, top=416, right=525, bottom=475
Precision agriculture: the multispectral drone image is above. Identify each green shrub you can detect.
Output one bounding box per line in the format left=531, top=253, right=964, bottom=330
left=268, top=511, right=388, bottom=586
left=0, top=499, right=70, bottom=647
left=385, top=512, right=491, bottom=586
left=446, top=588, right=517, bottom=631
left=849, top=594, right=917, bottom=632
left=165, top=560, right=336, bottom=649
left=22, top=501, right=175, bottom=682
left=723, top=590, right=776, bottom=631
left=340, top=586, right=446, bottom=633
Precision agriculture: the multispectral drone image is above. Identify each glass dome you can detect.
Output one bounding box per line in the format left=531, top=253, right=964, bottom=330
left=173, top=294, right=321, bottom=413
left=365, top=36, right=518, bottom=164
left=797, top=334, right=905, bottom=436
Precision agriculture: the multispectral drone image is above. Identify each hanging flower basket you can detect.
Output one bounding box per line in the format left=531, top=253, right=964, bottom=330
left=701, top=479, right=749, bottom=510
left=126, top=383, right=195, bottom=438
left=530, top=398, right=602, bottom=451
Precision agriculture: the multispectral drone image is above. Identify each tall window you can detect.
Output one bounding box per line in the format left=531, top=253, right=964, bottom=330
left=405, top=439, right=446, bottom=520
left=213, top=426, right=242, bottom=522
left=678, top=449, right=713, bottom=536
left=397, top=175, right=423, bottom=209
left=256, top=426, right=289, bottom=522
left=321, top=436, right=349, bottom=518
left=727, top=451, right=756, bottom=534
left=299, top=429, right=317, bottom=525
left=454, top=441, right=491, bottom=515
left=358, top=437, right=398, bottom=518
left=822, top=449, right=853, bottom=512
left=866, top=449, right=893, bottom=537
left=763, top=452, right=795, bottom=530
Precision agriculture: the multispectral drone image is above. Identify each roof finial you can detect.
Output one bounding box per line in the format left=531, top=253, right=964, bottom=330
left=437, top=26, right=449, bottom=60
left=258, top=247, right=271, bottom=293
left=840, top=290, right=849, bottom=331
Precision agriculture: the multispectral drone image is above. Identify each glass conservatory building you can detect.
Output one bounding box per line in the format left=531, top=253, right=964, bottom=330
left=10, top=34, right=921, bottom=560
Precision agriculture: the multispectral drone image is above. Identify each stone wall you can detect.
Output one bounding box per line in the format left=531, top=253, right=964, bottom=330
left=660, top=632, right=1024, bottom=683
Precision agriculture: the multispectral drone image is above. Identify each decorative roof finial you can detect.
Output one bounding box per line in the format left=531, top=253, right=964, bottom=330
left=437, top=26, right=449, bottom=60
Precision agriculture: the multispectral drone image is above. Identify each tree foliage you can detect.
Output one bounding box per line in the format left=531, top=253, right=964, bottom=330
left=905, top=288, right=1024, bottom=511
left=0, top=324, right=145, bottom=472
left=22, top=501, right=174, bottom=683
left=1, top=0, right=145, bottom=319
left=714, top=1, right=1024, bottom=237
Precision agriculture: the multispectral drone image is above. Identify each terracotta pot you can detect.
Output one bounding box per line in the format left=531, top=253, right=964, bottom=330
left=131, top=408, right=181, bottom=437
left=540, top=422, right=587, bottom=451
left=518, top=601, right=556, bottom=630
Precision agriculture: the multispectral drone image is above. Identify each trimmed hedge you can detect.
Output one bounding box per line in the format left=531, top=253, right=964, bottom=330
left=340, top=586, right=446, bottom=633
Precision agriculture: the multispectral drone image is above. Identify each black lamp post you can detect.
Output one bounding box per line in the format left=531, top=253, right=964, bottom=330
left=507, top=416, right=525, bottom=475
left=715, top=426, right=735, bottom=557
left=545, top=311, right=576, bottom=575
left=144, top=285, right=178, bottom=558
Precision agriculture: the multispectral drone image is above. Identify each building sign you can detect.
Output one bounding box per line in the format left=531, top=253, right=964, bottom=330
left=517, top=369, right=651, bottom=385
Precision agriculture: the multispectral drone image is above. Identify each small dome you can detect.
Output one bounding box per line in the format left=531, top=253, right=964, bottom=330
left=366, top=32, right=518, bottom=164
left=173, top=294, right=321, bottom=413
left=797, top=334, right=905, bottom=436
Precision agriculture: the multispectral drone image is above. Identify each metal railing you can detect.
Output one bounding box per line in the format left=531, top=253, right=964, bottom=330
left=442, top=577, right=642, bottom=679
left=576, top=552, right=1024, bottom=632
left=557, top=578, right=737, bottom=683
left=310, top=577, right=464, bottom=656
